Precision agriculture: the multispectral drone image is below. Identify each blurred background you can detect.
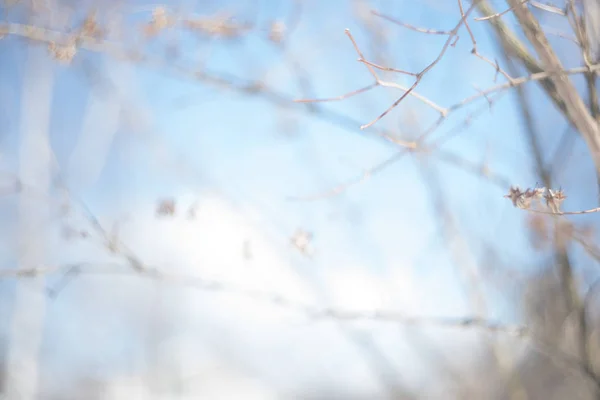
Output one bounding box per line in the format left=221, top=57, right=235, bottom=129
left=2, top=0, right=600, bottom=398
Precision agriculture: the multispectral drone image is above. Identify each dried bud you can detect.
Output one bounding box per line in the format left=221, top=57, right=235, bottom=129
left=504, top=186, right=523, bottom=208
left=526, top=187, right=544, bottom=200
left=505, top=186, right=565, bottom=213
left=544, top=189, right=566, bottom=213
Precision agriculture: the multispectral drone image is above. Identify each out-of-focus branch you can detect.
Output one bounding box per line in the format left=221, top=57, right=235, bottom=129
left=3, top=256, right=600, bottom=389
left=3, top=174, right=600, bottom=392
left=4, top=37, right=54, bottom=400
left=476, top=0, right=570, bottom=119
left=530, top=1, right=567, bottom=15
left=569, top=0, right=600, bottom=123
left=474, top=0, right=530, bottom=21
left=4, top=19, right=600, bottom=202
left=502, top=54, right=551, bottom=187
left=507, top=0, right=600, bottom=172
left=500, top=43, right=587, bottom=387
left=290, top=90, right=506, bottom=201
left=0, top=248, right=526, bottom=339
left=417, top=157, right=529, bottom=400
left=505, top=183, right=600, bottom=388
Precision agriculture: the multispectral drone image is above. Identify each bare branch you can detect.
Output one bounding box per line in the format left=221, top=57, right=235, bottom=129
left=530, top=0, right=567, bottom=15
left=507, top=0, right=600, bottom=175
left=475, top=0, right=530, bottom=21
left=358, top=58, right=418, bottom=77
left=294, top=83, right=378, bottom=103
left=360, top=2, right=479, bottom=129
left=292, top=28, right=447, bottom=117
left=476, top=0, right=572, bottom=121
left=290, top=92, right=504, bottom=201
left=448, top=63, right=600, bottom=112
left=527, top=207, right=600, bottom=216
left=371, top=10, right=452, bottom=35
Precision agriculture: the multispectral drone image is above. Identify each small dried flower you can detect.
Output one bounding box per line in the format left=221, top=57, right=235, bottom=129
left=505, top=186, right=564, bottom=212
left=80, top=12, right=103, bottom=38
left=527, top=187, right=545, bottom=199
left=152, top=6, right=170, bottom=28
left=48, top=41, right=77, bottom=64
left=145, top=6, right=173, bottom=37
left=505, top=186, right=533, bottom=209
left=544, top=189, right=566, bottom=213
left=505, top=186, right=521, bottom=207
left=291, top=228, right=313, bottom=256
left=156, top=198, right=176, bottom=217
left=268, top=21, right=286, bottom=43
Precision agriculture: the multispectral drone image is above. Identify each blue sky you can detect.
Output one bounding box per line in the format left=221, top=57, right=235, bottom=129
left=1, top=0, right=598, bottom=397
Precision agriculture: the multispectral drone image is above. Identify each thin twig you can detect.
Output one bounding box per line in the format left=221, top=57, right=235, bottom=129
left=530, top=0, right=567, bottom=15
left=292, top=28, right=447, bottom=117
left=297, top=4, right=478, bottom=130
left=290, top=91, right=504, bottom=201
left=361, top=2, right=479, bottom=129
left=0, top=252, right=527, bottom=337
left=371, top=10, right=452, bottom=35
left=475, top=0, right=530, bottom=21
left=294, top=83, right=378, bottom=103
left=459, top=0, right=515, bottom=81
left=448, top=63, right=600, bottom=112
left=527, top=207, right=600, bottom=216
left=358, top=58, right=418, bottom=76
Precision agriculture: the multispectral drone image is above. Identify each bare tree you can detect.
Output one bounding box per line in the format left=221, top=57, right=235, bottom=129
left=4, top=0, right=600, bottom=399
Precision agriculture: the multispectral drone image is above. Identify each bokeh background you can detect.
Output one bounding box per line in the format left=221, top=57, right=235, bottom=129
left=2, top=0, right=600, bottom=398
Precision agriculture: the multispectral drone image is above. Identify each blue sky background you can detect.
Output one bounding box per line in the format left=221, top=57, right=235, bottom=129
left=2, top=0, right=600, bottom=398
